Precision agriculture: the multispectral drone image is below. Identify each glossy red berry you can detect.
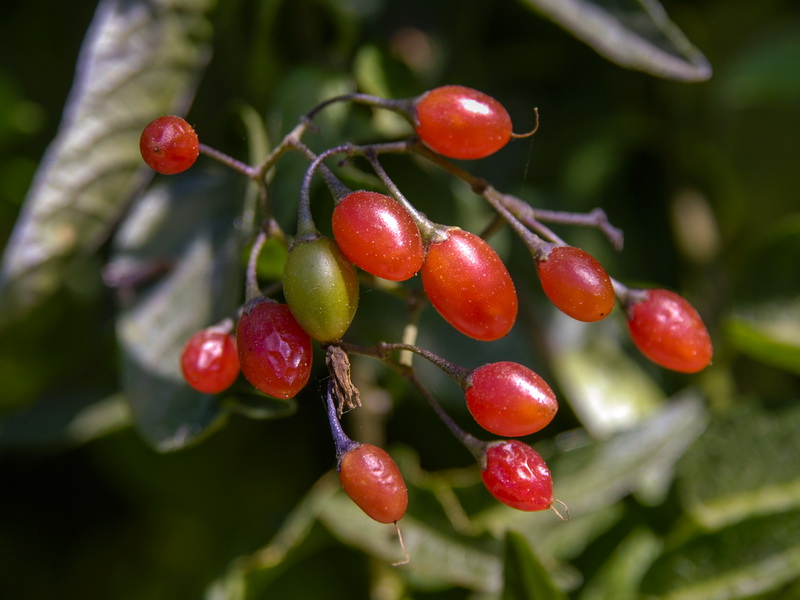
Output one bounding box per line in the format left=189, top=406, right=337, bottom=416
left=421, top=228, right=517, bottom=341
left=139, top=116, right=199, bottom=174
left=536, top=246, right=615, bottom=322
left=235, top=299, right=313, bottom=398
left=339, top=444, right=408, bottom=524
left=180, top=328, right=240, bottom=394
left=466, top=362, right=557, bottom=437
left=482, top=440, right=553, bottom=511
left=283, top=236, right=359, bottom=342
left=627, top=289, right=713, bottom=373
left=414, top=85, right=513, bottom=160
left=332, top=191, right=424, bottom=281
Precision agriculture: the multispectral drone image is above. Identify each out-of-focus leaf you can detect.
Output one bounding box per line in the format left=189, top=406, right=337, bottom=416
left=579, top=528, right=661, bottom=600
left=0, top=0, right=214, bottom=328
left=519, top=0, right=711, bottom=81
left=678, top=404, right=800, bottom=530
left=0, top=392, right=129, bottom=449
left=726, top=300, right=800, bottom=375
left=220, top=393, right=296, bottom=420
left=113, top=172, right=244, bottom=451
left=641, top=510, right=800, bottom=600
left=503, top=530, right=569, bottom=600
left=551, top=328, right=667, bottom=438
left=318, top=490, right=503, bottom=593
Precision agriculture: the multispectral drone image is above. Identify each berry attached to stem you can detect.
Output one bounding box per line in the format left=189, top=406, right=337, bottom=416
left=180, top=323, right=240, bottom=394
left=481, top=440, right=553, bottom=511
left=536, top=246, right=615, bottom=322
left=139, top=116, right=199, bottom=174
left=625, top=288, right=713, bottom=373
left=466, top=362, right=557, bottom=437
left=421, top=227, right=518, bottom=341
left=413, top=86, right=513, bottom=160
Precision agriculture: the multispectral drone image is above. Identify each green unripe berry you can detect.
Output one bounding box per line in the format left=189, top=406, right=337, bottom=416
left=283, top=236, right=359, bottom=342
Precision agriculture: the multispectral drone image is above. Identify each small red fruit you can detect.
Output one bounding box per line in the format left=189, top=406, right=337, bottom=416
left=466, top=362, right=557, bottom=437
left=414, top=85, right=513, bottom=160
left=180, top=328, right=240, bottom=394
left=139, top=115, right=200, bottom=174
left=481, top=440, right=553, bottom=511
left=332, top=191, right=424, bottom=281
left=536, top=246, right=615, bottom=322
left=235, top=299, right=313, bottom=398
left=421, top=228, right=518, bottom=341
left=339, top=444, right=408, bottom=524
left=626, top=289, right=713, bottom=373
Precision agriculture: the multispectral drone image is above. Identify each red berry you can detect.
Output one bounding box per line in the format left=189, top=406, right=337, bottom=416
left=414, top=85, right=513, bottom=160
left=536, top=246, right=615, bottom=322
left=332, top=191, right=424, bottom=281
left=421, top=228, right=517, bottom=341
left=466, top=362, right=557, bottom=437
left=139, top=116, right=200, bottom=174
left=627, top=289, right=713, bottom=373
left=180, top=329, right=240, bottom=394
left=481, top=440, right=553, bottom=511
left=339, top=444, right=408, bottom=524
left=235, top=299, right=313, bottom=398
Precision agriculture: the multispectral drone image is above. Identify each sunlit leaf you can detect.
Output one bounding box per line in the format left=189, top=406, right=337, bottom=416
left=678, top=404, right=800, bottom=530
left=503, top=530, right=569, bottom=600
left=519, top=0, right=711, bottom=81
left=113, top=172, right=244, bottom=451
left=0, top=0, right=214, bottom=327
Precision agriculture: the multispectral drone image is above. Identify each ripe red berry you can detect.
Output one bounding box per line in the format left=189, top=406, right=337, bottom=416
left=180, top=328, right=240, bottom=394
left=139, top=116, right=200, bottom=174
left=481, top=440, right=553, bottom=511
left=235, top=299, right=313, bottom=398
left=626, top=289, right=713, bottom=373
left=414, top=85, right=513, bottom=160
left=332, top=191, right=424, bottom=281
left=421, top=228, right=518, bottom=341
left=339, top=443, right=408, bottom=524
left=282, top=236, right=359, bottom=342
left=466, top=362, right=557, bottom=437
left=536, top=246, right=615, bottom=322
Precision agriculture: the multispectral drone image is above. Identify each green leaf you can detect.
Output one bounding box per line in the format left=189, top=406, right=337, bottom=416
left=503, top=530, right=569, bottom=600
left=113, top=172, right=244, bottom=451
left=641, top=510, right=800, bottom=600
left=678, top=404, right=800, bottom=530
left=0, top=0, right=215, bottom=328
left=725, top=302, right=800, bottom=375
left=519, top=0, right=711, bottom=81
left=579, top=528, right=661, bottom=600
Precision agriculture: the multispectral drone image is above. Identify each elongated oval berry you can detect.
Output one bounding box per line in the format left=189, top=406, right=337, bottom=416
left=627, top=289, right=712, bottom=373
left=466, top=362, right=557, bottom=437
left=139, top=115, right=199, bottom=174
left=332, top=191, right=424, bottom=281
left=180, top=328, right=240, bottom=394
left=536, top=246, right=615, bottom=322
left=414, top=85, right=513, bottom=160
left=421, top=228, right=517, bottom=341
left=236, top=299, right=313, bottom=398
left=283, top=237, right=359, bottom=342
left=481, top=440, right=553, bottom=511
left=339, top=444, right=408, bottom=524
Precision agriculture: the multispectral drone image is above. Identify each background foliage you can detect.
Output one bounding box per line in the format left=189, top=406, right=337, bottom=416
left=1, top=0, right=799, bottom=598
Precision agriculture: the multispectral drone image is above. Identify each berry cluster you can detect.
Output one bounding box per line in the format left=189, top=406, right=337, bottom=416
left=142, top=85, right=713, bottom=549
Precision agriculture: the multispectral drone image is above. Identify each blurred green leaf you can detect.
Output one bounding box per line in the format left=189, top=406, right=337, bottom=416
left=113, top=172, right=244, bottom=451
left=726, top=300, right=800, bottom=375
left=579, top=528, right=661, bottom=600
left=519, top=0, right=711, bottom=81
left=503, top=530, right=569, bottom=600
left=678, top=404, right=800, bottom=530
left=0, top=0, right=214, bottom=327
left=641, top=510, right=800, bottom=600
